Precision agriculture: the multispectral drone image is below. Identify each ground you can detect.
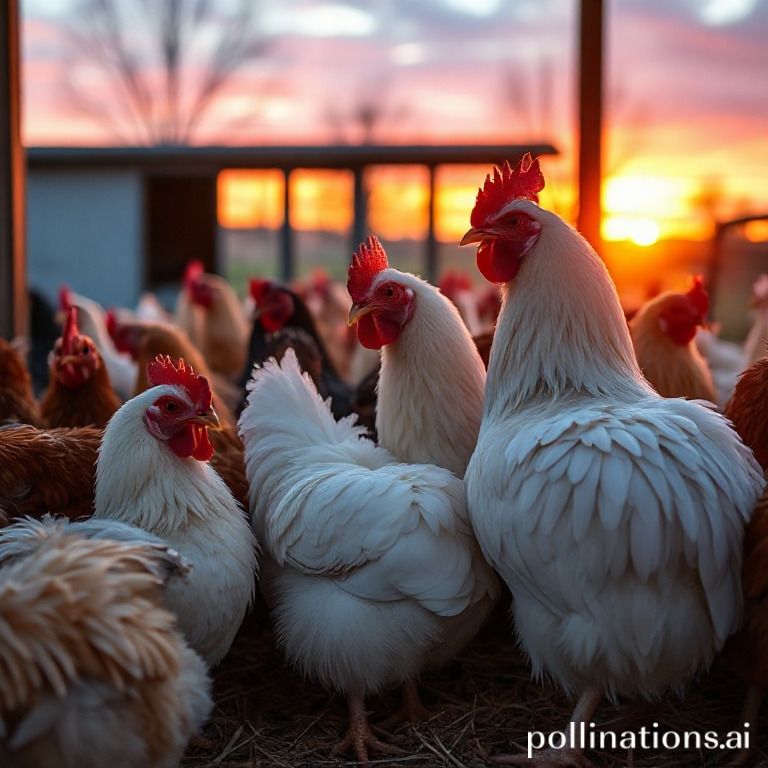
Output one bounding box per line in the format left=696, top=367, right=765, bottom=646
left=182, top=597, right=768, bottom=768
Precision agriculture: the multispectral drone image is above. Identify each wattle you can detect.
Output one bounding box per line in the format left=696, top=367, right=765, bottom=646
left=477, top=239, right=522, bottom=284
left=357, top=314, right=401, bottom=350
left=169, top=424, right=214, bottom=462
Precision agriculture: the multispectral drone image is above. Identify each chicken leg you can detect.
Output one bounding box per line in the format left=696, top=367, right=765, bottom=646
left=332, top=693, right=406, bottom=766
left=490, top=686, right=603, bottom=766
left=376, top=679, right=432, bottom=731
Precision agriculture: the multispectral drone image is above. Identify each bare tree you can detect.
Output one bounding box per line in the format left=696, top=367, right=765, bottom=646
left=62, top=0, right=269, bottom=145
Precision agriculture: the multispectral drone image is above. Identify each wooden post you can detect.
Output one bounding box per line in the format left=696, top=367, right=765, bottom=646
left=351, top=165, right=366, bottom=252
left=425, top=165, right=437, bottom=283
left=0, top=0, right=26, bottom=338
left=577, top=0, right=604, bottom=254
left=280, top=168, right=294, bottom=281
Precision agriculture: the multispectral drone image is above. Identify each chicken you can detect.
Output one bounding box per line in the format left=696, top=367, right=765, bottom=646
left=93, top=355, right=257, bottom=666
left=240, top=278, right=354, bottom=419
left=742, top=273, right=768, bottom=367
left=439, top=269, right=483, bottom=335
left=298, top=268, right=355, bottom=380
left=174, top=260, right=205, bottom=351
left=183, top=267, right=249, bottom=379
left=723, top=357, right=768, bottom=765
left=108, top=316, right=238, bottom=426
left=459, top=155, right=764, bottom=764
left=59, top=287, right=137, bottom=401
left=629, top=276, right=717, bottom=402
left=240, top=237, right=497, bottom=764
left=40, top=307, right=121, bottom=428
left=0, top=425, right=102, bottom=522
left=726, top=357, right=768, bottom=470
left=0, top=339, right=40, bottom=425
left=0, top=517, right=212, bottom=768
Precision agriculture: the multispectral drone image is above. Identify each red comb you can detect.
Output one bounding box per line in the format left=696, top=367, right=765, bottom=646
left=347, top=235, right=389, bottom=303
left=470, top=153, right=545, bottom=227
left=183, top=260, right=204, bottom=289
left=58, top=285, right=72, bottom=312
left=146, top=355, right=211, bottom=410
left=686, top=275, right=709, bottom=316
left=105, top=308, right=118, bottom=341
left=439, top=270, right=472, bottom=298
left=61, top=306, right=80, bottom=355
left=249, top=278, right=274, bottom=304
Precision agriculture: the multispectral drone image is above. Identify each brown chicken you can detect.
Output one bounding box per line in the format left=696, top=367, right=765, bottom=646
left=108, top=316, right=238, bottom=425
left=0, top=339, right=40, bottom=425
left=0, top=424, right=102, bottom=522
left=724, top=357, right=768, bottom=765
left=629, top=276, right=716, bottom=402
left=184, top=268, right=249, bottom=379
left=40, top=307, right=121, bottom=428
left=0, top=419, right=249, bottom=521
left=0, top=517, right=212, bottom=768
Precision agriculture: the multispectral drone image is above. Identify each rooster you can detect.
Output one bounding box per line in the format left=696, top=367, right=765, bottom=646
left=459, top=155, right=763, bottom=764
left=40, top=307, right=121, bottom=428
left=0, top=339, right=40, bottom=425
left=92, top=356, right=257, bottom=666
left=0, top=517, right=212, bottom=768
left=240, top=237, right=497, bottom=764
left=629, top=276, right=717, bottom=402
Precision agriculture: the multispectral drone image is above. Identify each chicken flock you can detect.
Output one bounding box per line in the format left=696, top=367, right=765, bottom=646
left=1, top=155, right=768, bottom=767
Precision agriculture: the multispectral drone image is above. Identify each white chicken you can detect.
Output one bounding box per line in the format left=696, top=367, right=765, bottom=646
left=239, top=237, right=497, bottom=764
left=93, top=355, right=258, bottom=667
left=0, top=517, right=212, bottom=768
left=459, top=156, right=764, bottom=764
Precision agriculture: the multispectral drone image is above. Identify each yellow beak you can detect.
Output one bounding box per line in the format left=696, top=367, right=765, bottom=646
left=348, top=303, right=374, bottom=326
left=459, top=227, right=499, bottom=246
left=191, top=408, right=221, bottom=430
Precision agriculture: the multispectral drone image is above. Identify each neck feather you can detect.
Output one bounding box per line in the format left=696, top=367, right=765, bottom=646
left=484, top=214, right=652, bottom=418
left=376, top=276, right=486, bottom=477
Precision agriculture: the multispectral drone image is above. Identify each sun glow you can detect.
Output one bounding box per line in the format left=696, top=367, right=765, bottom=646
left=603, top=216, right=661, bottom=246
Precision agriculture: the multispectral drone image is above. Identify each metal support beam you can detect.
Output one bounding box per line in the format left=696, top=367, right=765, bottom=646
left=577, top=0, right=604, bottom=254
left=351, top=166, right=366, bottom=252
left=425, top=165, right=438, bottom=283
left=279, top=168, right=294, bottom=281
left=0, top=0, right=26, bottom=339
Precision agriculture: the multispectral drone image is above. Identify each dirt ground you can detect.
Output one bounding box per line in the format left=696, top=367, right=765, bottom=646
left=181, top=598, right=768, bottom=768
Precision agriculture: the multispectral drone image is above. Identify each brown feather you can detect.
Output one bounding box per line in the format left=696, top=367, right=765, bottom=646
left=0, top=340, right=40, bottom=426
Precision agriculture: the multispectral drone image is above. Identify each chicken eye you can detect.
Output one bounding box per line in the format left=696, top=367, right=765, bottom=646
left=163, top=400, right=179, bottom=413
left=383, top=285, right=395, bottom=298
left=508, top=216, right=520, bottom=227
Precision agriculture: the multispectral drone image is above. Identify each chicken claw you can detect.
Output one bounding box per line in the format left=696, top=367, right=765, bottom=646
left=333, top=694, right=407, bottom=766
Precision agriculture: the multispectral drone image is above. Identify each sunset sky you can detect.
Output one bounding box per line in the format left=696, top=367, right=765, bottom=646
left=20, top=0, right=768, bottom=245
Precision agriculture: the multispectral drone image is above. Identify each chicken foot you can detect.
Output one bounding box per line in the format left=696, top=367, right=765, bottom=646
left=490, top=686, right=603, bottom=766
left=332, top=693, right=406, bottom=766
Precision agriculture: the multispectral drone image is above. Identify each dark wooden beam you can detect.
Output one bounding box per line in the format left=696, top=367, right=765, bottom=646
left=28, top=143, right=558, bottom=172
left=577, top=0, right=604, bottom=253
left=0, top=0, right=26, bottom=339
left=351, top=166, right=366, bottom=253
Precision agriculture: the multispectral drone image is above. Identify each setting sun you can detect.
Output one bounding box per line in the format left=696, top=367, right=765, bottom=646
left=603, top=215, right=661, bottom=247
